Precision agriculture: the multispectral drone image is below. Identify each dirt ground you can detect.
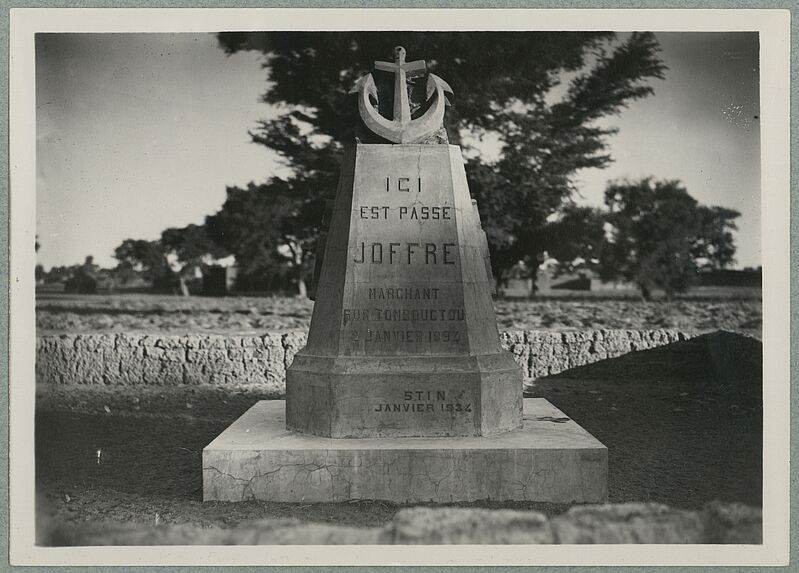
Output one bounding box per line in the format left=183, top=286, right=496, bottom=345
left=36, top=289, right=762, bottom=336
left=36, top=337, right=762, bottom=531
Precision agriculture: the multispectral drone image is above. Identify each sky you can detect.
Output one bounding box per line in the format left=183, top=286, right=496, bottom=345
left=36, top=32, right=761, bottom=270
left=574, top=32, right=760, bottom=268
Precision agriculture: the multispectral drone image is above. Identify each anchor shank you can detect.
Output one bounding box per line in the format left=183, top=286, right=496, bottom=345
left=361, top=48, right=443, bottom=143
left=393, top=67, right=411, bottom=126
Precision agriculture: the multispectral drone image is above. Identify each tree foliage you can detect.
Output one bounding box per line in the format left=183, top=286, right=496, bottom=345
left=215, top=31, right=667, bottom=287
left=536, top=204, right=607, bottom=277
left=596, top=178, right=740, bottom=299
left=692, top=205, right=741, bottom=270
left=206, top=181, right=320, bottom=294
left=161, top=224, right=229, bottom=295
left=113, top=238, right=174, bottom=290
left=113, top=225, right=229, bottom=294
left=161, top=224, right=228, bottom=266
left=63, top=256, right=100, bottom=294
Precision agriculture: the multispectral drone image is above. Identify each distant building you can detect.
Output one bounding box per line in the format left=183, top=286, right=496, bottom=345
left=696, top=268, right=762, bottom=287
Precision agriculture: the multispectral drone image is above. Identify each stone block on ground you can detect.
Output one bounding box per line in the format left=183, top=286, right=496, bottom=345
left=39, top=501, right=762, bottom=546
left=702, top=501, right=763, bottom=544
left=550, top=502, right=705, bottom=544
left=381, top=507, right=553, bottom=544
left=44, top=518, right=380, bottom=546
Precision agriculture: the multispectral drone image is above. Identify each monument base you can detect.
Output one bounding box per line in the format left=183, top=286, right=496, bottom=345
left=203, top=399, right=607, bottom=503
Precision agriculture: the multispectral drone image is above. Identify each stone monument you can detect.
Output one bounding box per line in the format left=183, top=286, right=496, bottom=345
left=204, top=47, right=607, bottom=504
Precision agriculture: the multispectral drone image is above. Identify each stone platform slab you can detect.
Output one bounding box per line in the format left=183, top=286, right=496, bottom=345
left=203, top=398, right=607, bottom=503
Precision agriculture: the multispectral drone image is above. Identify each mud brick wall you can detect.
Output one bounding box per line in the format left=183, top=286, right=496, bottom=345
left=36, top=329, right=696, bottom=392
left=498, top=329, right=693, bottom=380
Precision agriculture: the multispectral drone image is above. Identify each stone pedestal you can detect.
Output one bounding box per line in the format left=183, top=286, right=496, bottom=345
left=286, top=144, right=522, bottom=438
left=203, top=399, right=608, bottom=503
left=203, top=141, right=608, bottom=504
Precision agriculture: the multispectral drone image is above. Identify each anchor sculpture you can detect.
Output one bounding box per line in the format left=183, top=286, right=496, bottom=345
left=351, top=46, right=453, bottom=144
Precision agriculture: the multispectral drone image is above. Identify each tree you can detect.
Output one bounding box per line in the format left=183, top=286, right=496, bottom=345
left=535, top=204, right=607, bottom=278
left=35, top=235, right=42, bottom=282
left=206, top=180, right=320, bottom=295
left=43, top=265, right=70, bottom=284
left=216, top=31, right=666, bottom=289
left=692, top=205, right=741, bottom=270
left=161, top=224, right=229, bottom=296
left=597, top=178, right=740, bottom=299
left=113, top=238, right=173, bottom=290
left=64, top=255, right=99, bottom=294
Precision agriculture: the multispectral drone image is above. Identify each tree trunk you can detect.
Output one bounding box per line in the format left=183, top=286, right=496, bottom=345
left=297, top=277, right=308, bottom=299
left=640, top=283, right=652, bottom=301
left=179, top=276, right=190, bottom=297
left=494, top=275, right=504, bottom=297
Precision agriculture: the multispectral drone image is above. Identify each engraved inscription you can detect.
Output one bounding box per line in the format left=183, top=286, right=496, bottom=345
left=352, top=241, right=456, bottom=264
left=374, top=390, right=472, bottom=413
left=350, top=328, right=461, bottom=344
left=349, top=329, right=461, bottom=343
left=358, top=205, right=452, bottom=220
left=399, top=206, right=450, bottom=220
left=368, top=287, right=440, bottom=300
left=385, top=176, right=421, bottom=193
left=360, top=205, right=390, bottom=219
left=354, top=329, right=422, bottom=343
left=345, top=173, right=467, bottom=353
left=342, top=308, right=465, bottom=325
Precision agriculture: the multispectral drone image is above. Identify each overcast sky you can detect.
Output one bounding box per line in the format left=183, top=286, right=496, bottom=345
left=36, top=32, right=760, bottom=270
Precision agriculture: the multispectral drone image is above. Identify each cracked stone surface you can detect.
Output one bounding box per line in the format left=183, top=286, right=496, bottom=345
left=203, top=399, right=607, bottom=503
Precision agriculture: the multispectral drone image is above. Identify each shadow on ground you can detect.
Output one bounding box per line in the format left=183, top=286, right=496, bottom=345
left=35, top=331, right=762, bottom=531
left=527, top=332, right=762, bottom=512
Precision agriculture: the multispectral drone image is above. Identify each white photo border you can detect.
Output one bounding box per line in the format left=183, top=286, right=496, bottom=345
left=9, top=7, right=792, bottom=567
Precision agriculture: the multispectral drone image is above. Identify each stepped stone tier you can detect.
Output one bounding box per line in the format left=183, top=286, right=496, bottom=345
left=204, top=46, right=607, bottom=503
left=205, top=399, right=606, bottom=503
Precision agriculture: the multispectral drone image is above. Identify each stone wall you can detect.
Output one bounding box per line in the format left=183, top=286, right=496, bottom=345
left=36, top=329, right=695, bottom=393
left=41, top=502, right=761, bottom=546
